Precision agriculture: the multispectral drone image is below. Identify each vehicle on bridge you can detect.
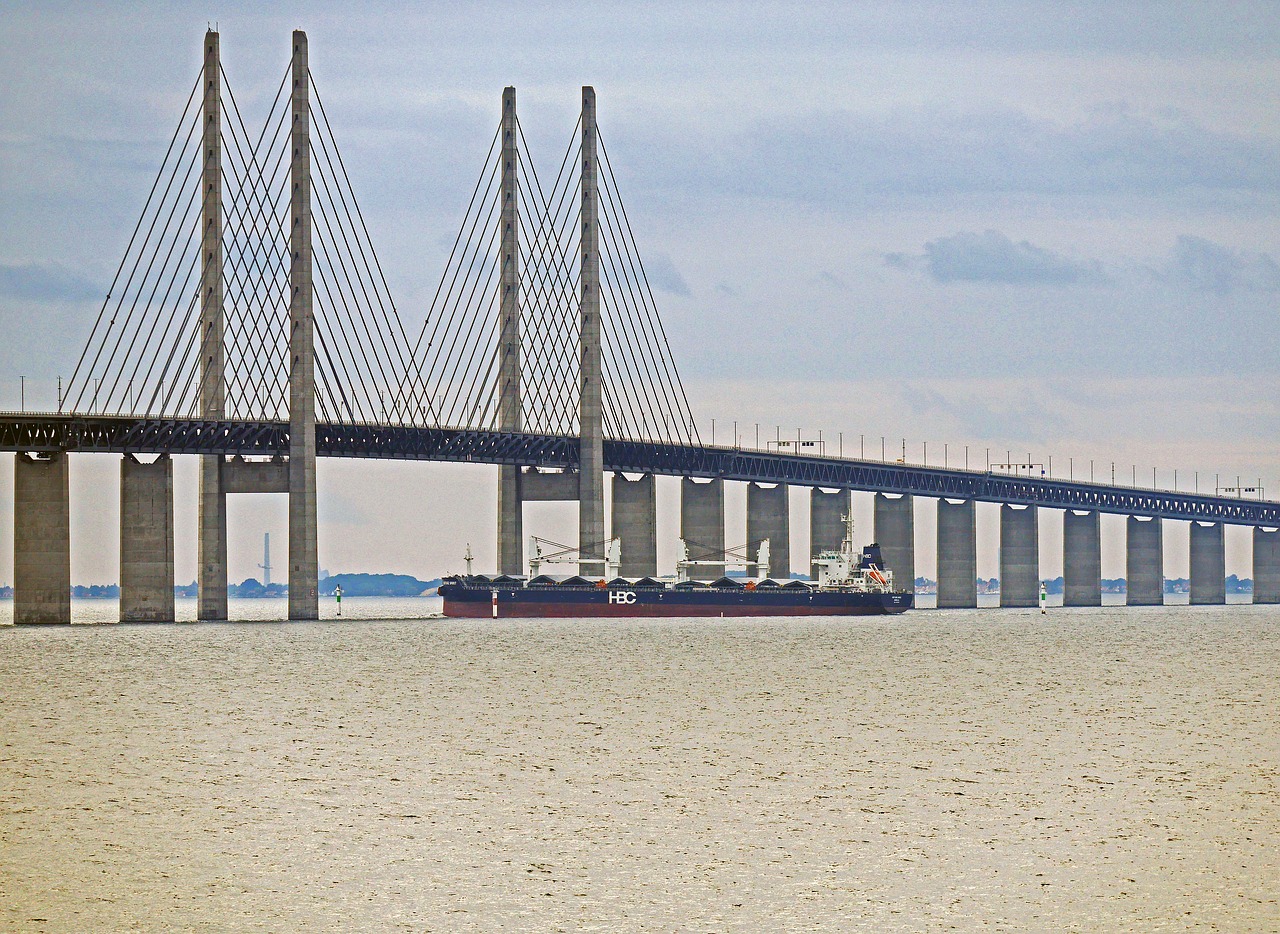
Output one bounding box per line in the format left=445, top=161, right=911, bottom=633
left=438, top=516, right=912, bottom=618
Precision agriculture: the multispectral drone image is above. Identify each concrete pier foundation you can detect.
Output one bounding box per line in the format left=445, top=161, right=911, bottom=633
left=936, top=499, right=977, bottom=608
left=999, top=504, right=1038, bottom=607
left=747, top=482, right=789, bottom=578
left=1189, top=521, right=1225, bottom=605
left=681, top=477, right=724, bottom=578
left=612, top=473, right=657, bottom=577
left=1063, top=510, right=1102, bottom=606
left=1253, top=528, right=1280, bottom=604
left=810, top=488, right=850, bottom=579
left=14, top=452, right=71, bottom=625
left=120, top=454, right=175, bottom=622
left=1126, top=517, right=1163, bottom=605
left=873, top=494, right=914, bottom=594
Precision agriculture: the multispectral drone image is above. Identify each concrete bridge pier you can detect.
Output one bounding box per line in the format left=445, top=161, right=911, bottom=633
left=873, top=494, right=914, bottom=594
left=999, top=504, right=1039, bottom=607
left=1253, top=527, right=1280, bottom=604
left=1063, top=510, right=1102, bottom=606
left=611, top=473, right=657, bottom=577
left=1126, top=517, right=1163, bottom=605
left=937, top=499, right=977, bottom=608
left=810, top=488, right=850, bottom=579
left=1189, top=521, right=1226, bottom=605
left=13, top=452, right=71, bottom=625
left=681, top=477, right=725, bottom=578
left=747, top=482, right=789, bottom=578
left=120, top=454, right=175, bottom=622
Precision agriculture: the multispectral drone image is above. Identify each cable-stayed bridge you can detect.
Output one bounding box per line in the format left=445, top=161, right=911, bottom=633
left=3, top=29, right=1278, bottom=623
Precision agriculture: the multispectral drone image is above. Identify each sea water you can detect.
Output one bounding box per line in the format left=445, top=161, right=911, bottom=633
left=1, top=602, right=1276, bottom=931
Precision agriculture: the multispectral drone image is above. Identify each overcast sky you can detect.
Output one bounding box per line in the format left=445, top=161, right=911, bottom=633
left=1, top=2, right=1278, bottom=585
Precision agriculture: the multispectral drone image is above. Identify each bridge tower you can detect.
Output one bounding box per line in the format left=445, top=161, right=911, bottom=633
left=197, top=29, right=228, bottom=621
left=497, top=86, right=522, bottom=575
left=578, top=86, right=606, bottom=568
left=495, top=86, right=607, bottom=575
left=287, top=29, right=319, bottom=619
left=194, top=29, right=318, bottom=620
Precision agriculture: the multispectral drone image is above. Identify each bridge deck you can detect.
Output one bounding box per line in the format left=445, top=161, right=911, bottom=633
left=1, top=413, right=1275, bottom=526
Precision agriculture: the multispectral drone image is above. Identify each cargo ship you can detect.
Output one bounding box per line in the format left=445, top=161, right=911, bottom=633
left=438, top=516, right=912, bottom=618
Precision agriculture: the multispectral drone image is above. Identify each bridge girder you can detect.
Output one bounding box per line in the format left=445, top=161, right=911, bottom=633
left=1, top=414, right=1276, bottom=526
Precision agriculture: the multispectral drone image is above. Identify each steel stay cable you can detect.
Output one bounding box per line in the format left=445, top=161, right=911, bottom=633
left=442, top=232, right=505, bottom=427
left=597, top=166, right=690, bottom=443
left=426, top=185, right=503, bottom=423
left=517, top=180, right=582, bottom=434
left=599, top=133, right=700, bottom=443
left=515, top=154, right=582, bottom=431
left=309, top=79, right=424, bottom=420
left=137, top=244, right=201, bottom=414
left=597, top=194, right=680, bottom=442
left=598, top=282, right=657, bottom=440
left=313, top=314, right=357, bottom=422
left=221, top=78, right=292, bottom=417
left=308, top=104, right=405, bottom=417
left=312, top=212, right=381, bottom=422
left=515, top=191, right=581, bottom=432
left=64, top=69, right=202, bottom=409
left=69, top=103, right=203, bottom=412
left=128, top=217, right=202, bottom=414
left=415, top=141, right=502, bottom=410
left=114, top=202, right=203, bottom=412
left=596, top=173, right=683, bottom=441
left=95, top=139, right=205, bottom=412
left=408, top=126, right=499, bottom=372
left=309, top=155, right=400, bottom=421
left=516, top=119, right=583, bottom=432
left=220, top=77, right=292, bottom=417
left=146, top=286, right=200, bottom=413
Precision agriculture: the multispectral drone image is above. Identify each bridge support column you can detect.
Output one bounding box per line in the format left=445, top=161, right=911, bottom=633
left=937, top=499, right=977, bottom=608
left=1063, top=510, right=1102, bottom=606
left=1190, top=521, right=1225, bottom=605
left=612, top=473, right=656, bottom=577
left=497, top=86, right=523, bottom=576
left=578, top=85, right=606, bottom=571
left=197, top=30, right=227, bottom=621
left=747, top=482, right=789, bottom=578
left=14, top=452, right=71, bottom=625
left=681, top=477, right=724, bottom=579
left=810, top=488, right=850, bottom=579
left=1126, top=517, right=1163, bottom=605
left=873, top=494, right=914, bottom=594
left=288, top=30, right=319, bottom=620
left=1253, top=527, right=1280, bottom=604
left=120, top=454, right=175, bottom=622
left=999, top=504, right=1038, bottom=607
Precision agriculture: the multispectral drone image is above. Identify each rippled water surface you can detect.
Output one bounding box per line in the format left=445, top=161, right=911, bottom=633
left=2, top=602, right=1277, bottom=932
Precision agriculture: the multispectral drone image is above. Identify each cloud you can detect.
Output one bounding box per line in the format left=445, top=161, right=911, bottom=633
left=0, top=262, right=100, bottom=303
left=1166, top=235, right=1280, bottom=295
left=642, top=252, right=691, bottom=297
left=631, top=106, right=1280, bottom=206
left=889, top=230, right=1105, bottom=285
left=815, top=270, right=849, bottom=292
